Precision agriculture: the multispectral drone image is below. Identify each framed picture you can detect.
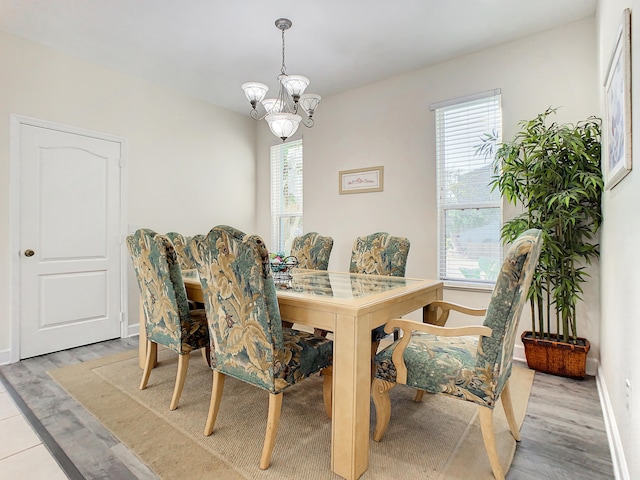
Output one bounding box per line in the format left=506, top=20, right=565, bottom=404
left=604, top=8, right=632, bottom=190
left=339, top=166, right=384, bottom=194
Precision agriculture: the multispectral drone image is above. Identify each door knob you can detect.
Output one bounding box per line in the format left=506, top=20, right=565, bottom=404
left=24, top=249, right=35, bottom=257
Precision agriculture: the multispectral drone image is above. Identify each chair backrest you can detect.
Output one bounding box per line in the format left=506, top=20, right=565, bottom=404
left=349, top=232, right=410, bottom=277
left=477, top=228, right=543, bottom=395
left=290, top=232, right=334, bottom=270
left=191, top=225, right=285, bottom=392
left=126, top=229, right=192, bottom=352
left=165, top=232, right=196, bottom=270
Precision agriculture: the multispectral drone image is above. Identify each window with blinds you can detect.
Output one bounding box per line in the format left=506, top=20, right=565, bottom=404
left=270, top=139, right=303, bottom=254
left=432, top=91, right=502, bottom=285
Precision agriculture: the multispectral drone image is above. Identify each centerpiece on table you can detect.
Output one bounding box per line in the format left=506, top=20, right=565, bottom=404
left=269, top=251, right=299, bottom=284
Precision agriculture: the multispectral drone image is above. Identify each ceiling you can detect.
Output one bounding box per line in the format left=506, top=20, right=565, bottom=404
left=0, top=0, right=597, bottom=116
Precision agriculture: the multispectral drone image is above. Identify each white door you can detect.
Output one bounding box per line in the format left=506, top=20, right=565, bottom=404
left=18, top=122, right=123, bottom=359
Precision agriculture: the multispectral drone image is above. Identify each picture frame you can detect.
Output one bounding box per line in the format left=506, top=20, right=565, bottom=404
left=604, top=8, right=632, bottom=190
left=339, top=166, right=384, bottom=194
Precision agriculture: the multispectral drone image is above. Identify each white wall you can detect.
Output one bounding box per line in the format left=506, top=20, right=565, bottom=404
left=598, top=1, right=639, bottom=478
left=257, top=17, right=600, bottom=360
left=0, top=31, right=257, bottom=356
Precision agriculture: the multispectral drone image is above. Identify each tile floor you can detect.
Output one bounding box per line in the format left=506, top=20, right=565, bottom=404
left=0, top=379, right=67, bottom=479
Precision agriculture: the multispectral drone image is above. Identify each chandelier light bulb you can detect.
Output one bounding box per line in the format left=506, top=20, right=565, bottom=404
left=266, top=113, right=302, bottom=141
left=280, top=75, right=310, bottom=101
left=241, top=82, right=269, bottom=107
left=299, top=94, right=321, bottom=117
left=262, top=98, right=284, bottom=114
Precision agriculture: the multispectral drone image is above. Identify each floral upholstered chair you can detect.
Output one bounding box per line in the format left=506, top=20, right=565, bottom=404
left=190, top=225, right=334, bottom=470
left=288, top=232, right=334, bottom=333
left=166, top=231, right=202, bottom=310
left=350, top=232, right=411, bottom=352
left=126, top=229, right=210, bottom=411
left=371, top=229, right=543, bottom=480
left=290, top=232, right=334, bottom=270
left=165, top=231, right=196, bottom=270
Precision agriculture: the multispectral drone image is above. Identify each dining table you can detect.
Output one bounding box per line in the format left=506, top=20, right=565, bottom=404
left=139, top=268, right=443, bottom=480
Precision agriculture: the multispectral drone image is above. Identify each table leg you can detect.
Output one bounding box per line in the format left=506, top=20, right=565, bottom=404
left=422, top=287, right=444, bottom=325
left=331, top=312, right=372, bottom=480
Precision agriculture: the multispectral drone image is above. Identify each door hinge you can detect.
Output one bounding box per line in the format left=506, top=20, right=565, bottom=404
left=120, top=312, right=126, bottom=324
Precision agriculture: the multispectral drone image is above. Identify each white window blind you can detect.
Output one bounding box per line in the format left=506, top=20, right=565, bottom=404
left=270, top=139, right=303, bottom=254
left=433, top=92, right=502, bottom=285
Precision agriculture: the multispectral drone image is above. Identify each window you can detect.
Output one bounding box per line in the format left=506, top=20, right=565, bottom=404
left=432, top=90, right=502, bottom=285
left=270, top=139, right=303, bottom=254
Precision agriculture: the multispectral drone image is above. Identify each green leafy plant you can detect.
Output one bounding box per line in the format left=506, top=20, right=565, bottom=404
left=482, top=108, right=603, bottom=343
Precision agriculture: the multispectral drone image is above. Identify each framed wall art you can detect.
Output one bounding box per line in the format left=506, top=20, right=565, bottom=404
left=604, top=8, right=632, bottom=190
left=339, top=166, right=384, bottom=194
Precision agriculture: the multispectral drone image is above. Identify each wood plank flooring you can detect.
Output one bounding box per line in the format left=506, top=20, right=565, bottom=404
left=0, top=338, right=614, bottom=479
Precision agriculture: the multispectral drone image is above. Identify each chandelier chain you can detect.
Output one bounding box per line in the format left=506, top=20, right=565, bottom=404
left=280, top=27, right=287, bottom=75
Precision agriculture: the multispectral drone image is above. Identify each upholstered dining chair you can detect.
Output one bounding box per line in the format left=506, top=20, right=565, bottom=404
left=290, top=232, right=334, bottom=270
left=126, top=229, right=210, bottom=411
left=287, top=232, right=334, bottom=333
left=371, top=229, right=543, bottom=480
left=165, top=231, right=196, bottom=270
left=350, top=232, right=411, bottom=353
left=190, top=225, right=334, bottom=470
left=166, top=231, right=202, bottom=310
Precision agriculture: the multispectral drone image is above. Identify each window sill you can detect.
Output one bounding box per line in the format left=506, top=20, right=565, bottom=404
left=443, top=281, right=495, bottom=293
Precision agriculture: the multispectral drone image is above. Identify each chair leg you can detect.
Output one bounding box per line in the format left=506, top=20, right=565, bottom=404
left=139, top=341, right=157, bottom=390
left=478, top=406, right=504, bottom=480
left=370, top=340, right=381, bottom=380
left=201, top=346, right=211, bottom=367
left=500, top=379, right=521, bottom=441
left=314, top=328, right=329, bottom=337
left=413, top=389, right=425, bottom=403
left=260, top=392, right=283, bottom=470
left=371, top=340, right=380, bottom=359
left=322, top=366, right=333, bottom=419
left=204, top=370, right=226, bottom=436
left=371, top=378, right=395, bottom=442
left=170, top=353, right=190, bottom=410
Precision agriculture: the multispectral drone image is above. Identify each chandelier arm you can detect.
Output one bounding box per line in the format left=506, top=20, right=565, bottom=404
left=249, top=108, right=268, bottom=121
left=301, top=117, right=314, bottom=128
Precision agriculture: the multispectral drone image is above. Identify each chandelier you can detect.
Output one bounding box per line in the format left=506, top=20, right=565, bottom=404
left=242, top=18, right=321, bottom=142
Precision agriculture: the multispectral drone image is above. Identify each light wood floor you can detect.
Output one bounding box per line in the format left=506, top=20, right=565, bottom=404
left=0, top=338, right=614, bottom=479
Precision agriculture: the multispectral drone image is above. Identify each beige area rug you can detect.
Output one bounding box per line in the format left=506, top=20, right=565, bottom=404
left=49, top=348, right=534, bottom=480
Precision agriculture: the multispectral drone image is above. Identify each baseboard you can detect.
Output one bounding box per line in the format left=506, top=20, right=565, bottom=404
left=513, top=343, right=599, bottom=376
left=126, top=323, right=140, bottom=338
left=0, top=349, right=11, bottom=366
left=513, top=343, right=527, bottom=364
left=597, top=366, right=631, bottom=480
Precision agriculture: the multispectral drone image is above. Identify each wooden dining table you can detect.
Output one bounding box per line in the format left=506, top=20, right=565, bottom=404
left=139, top=268, right=443, bottom=480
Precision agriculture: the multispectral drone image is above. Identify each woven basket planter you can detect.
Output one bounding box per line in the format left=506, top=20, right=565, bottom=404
left=521, top=331, right=590, bottom=379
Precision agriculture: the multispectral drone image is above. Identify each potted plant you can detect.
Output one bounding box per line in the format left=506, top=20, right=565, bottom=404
left=483, top=107, right=603, bottom=379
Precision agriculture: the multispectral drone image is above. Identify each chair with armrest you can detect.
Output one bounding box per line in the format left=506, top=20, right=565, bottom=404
left=126, top=229, right=210, bottom=411
left=350, top=232, right=411, bottom=354
left=190, top=225, right=334, bottom=470
left=371, top=228, right=543, bottom=480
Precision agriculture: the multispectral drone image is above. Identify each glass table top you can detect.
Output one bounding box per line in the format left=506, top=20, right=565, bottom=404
left=182, top=269, right=425, bottom=301
left=275, top=270, right=422, bottom=300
